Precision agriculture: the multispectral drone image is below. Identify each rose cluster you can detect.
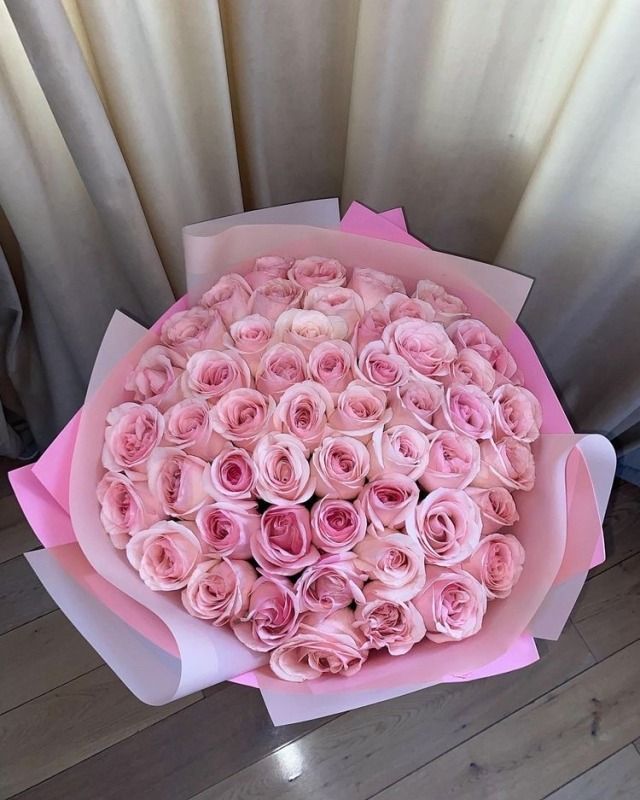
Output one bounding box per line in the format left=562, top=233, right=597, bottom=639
left=99, top=255, right=541, bottom=682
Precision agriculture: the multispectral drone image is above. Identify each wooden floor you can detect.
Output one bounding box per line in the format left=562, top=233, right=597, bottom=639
left=1, top=476, right=639, bottom=800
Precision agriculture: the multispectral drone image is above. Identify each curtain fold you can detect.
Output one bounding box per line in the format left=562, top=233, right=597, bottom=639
left=0, top=0, right=638, bottom=463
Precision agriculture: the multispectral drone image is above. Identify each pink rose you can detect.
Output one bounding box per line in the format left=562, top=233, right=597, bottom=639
left=126, top=521, right=201, bottom=591
left=407, top=488, right=482, bottom=566
left=97, top=472, right=162, bottom=549
left=250, top=278, right=303, bottom=320
left=328, top=381, right=392, bottom=441
left=125, top=345, right=185, bottom=410
left=224, top=314, right=273, bottom=373
left=274, top=309, right=348, bottom=354
left=433, top=384, right=494, bottom=440
left=304, top=287, right=365, bottom=337
left=447, top=319, right=521, bottom=383
left=253, top=432, right=314, bottom=505
left=210, top=389, right=276, bottom=450
left=205, top=444, right=256, bottom=500
left=310, top=496, right=367, bottom=553
left=382, top=292, right=436, bottom=323
left=251, top=504, right=320, bottom=576
left=163, top=398, right=225, bottom=460
left=355, top=532, right=426, bottom=601
left=308, top=340, right=355, bottom=395
left=492, top=384, right=542, bottom=443
left=200, top=273, right=252, bottom=326
left=465, top=486, right=520, bottom=534
left=310, top=435, right=370, bottom=499
left=355, top=303, right=391, bottom=351
left=356, top=473, right=419, bottom=532
left=368, top=425, right=430, bottom=480
left=354, top=340, right=410, bottom=392
left=288, top=256, right=347, bottom=290
left=414, top=279, right=469, bottom=325
left=413, top=567, right=487, bottom=642
left=445, top=348, right=496, bottom=393
left=462, top=533, right=525, bottom=599
left=472, top=437, right=535, bottom=492
left=195, top=500, right=259, bottom=559
left=383, top=319, right=456, bottom=379
left=295, top=553, right=367, bottom=615
left=388, top=378, right=444, bottom=432
left=146, top=447, right=209, bottom=518
left=348, top=266, right=406, bottom=310
left=231, top=576, right=300, bottom=651
left=355, top=596, right=426, bottom=655
left=181, top=558, right=257, bottom=624
left=274, top=381, right=334, bottom=449
left=160, top=306, right=226, bottom=356
left=182, top=349, right=250, bottom=402
left=255, top=343, right=308, bottom=400
left=269, top=608, right=367, bottom=681
left=419, top=430, right=481, bottom=491
left=102, top=402, right=164, bottom=473
left=245, top=255, right=293, bottom=288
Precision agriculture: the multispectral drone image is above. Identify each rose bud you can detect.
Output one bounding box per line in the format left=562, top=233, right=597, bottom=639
left=461, top=533, right=525, bottom=599
left=199, top=273, right=252, bottom=326
left=413, top=567, right=487, bottom=642
left=310, top=496, right=367, bottom=553
left=181, top=558, right=257, bottom=625
left=383, top=318, right=456, bottom=380
left=310, top=435, right=370, bottom=499
left=126, top=521, right=202, bottom=591
left=251, top=504, right=320, bottom=577
left=181, top=349, right=251, bottom=403
left=414, top=279, right=469, bottom=325
left=288, top=256, right=347, bottom=290
left=231, top=576, right=300, bottom=651
left=419, top=429, right=481, bottom=491
left=160, top=306, right=226, bottom=356
left=355, top=596, right=426, bottom=655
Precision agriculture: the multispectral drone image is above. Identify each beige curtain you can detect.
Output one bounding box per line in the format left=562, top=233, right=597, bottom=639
left=0, top=0, right=639, bottom=462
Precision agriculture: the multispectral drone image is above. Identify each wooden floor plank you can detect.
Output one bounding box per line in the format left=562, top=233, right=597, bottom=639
left=193, top=624, right=594, bottom=800
left=590, top=481, right=640, bottom=578
left=0, top=557, right=56, bottom=635
left=544, top=746, right=640, bottom=800
left=0, top=521, right=39, bottom=565
left=0, top=494, right=26, bottom=530
left=573, top=552, right=640, bottom=660
left=374, top=640, right=640, bottom=800
left=0, top=667, right=201, bottom=799
left=0, top=610, right=103, bottom=714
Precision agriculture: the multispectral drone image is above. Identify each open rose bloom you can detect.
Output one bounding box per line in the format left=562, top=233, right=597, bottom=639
left=10, top=200, right=615, bottom=725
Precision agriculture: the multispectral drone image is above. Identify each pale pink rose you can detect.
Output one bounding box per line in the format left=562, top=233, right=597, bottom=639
left=355, top=596, right=426, bottom=655
left=205, top=444, right=256, bottom=500
left=160, top=306, right=226, bottom=356
left=231, top=576, right=300, bottom=651
left=308, top=340, right=355, bottom=395
left=200, top=273, right=252, bottom=326
left=102, top=402, right=164, bottom=473
left=472, top=437, right=535, bottom=492
left=146, top=447, right=209, bottom=518
left=97, top=472, right=162, bottom=549
left=269, top=608, right=367, bottom=681
left=368, top=425, right=430, bottom=480
left=224, top=314, right=273, bottom=373
left=288, top=256, right=347, bottom=290
left=383, top=319, right=456, bottom=379
left=419, top=430, right=481, bottom=491
left=354, top=303, right=391, bottom=351
left=195, top=500, right=259, bottom=559
left=388, top=378, right=444, bottom=432
left=465, top=486, right=520, bottom=534
left=310, top=496, right=367, bottom=553
left=310, top=435, right=370, bottom=499
left=245, top=255, right=293, bottom=288
left=182, top=349, right=250, bottom=402
left=355, top=532, right=426, bottom=601
left=273, top=308, right=348, bottom=354
left=407, top=488, right=482, bottom=566
left=125, top=345, right=185, bottom=410
left=413, top=567, right=487, bottom=642
left=382, top=292, right=436, bottom=323
left=348, top=266, right=406, bottom=310
left=304, top=287, right=365, bottom=337
left=433, top=384, right=494, bottom=440
left=295, top=553, right=367, bottom=615
left=163, top=398, right=225, bottom=460
left=328, top=381, right=392, bottom=441
left=447, top=319, right=521, bottom=384
left=462, top=533, right=525, bottom=599
left=253, top=433, right=314, bottom=505
left=273, top=381, right=334, bottom=449
left=354, top=340, right=410, bottom=392
left=210, top=389, right=277, bottom=450
left=446, top=348, right=496, bottom=393
left=251, top=504, right=320, bottom=576
left=126, top=521, right=202, bottom=591
left=181, top=558, right=257, bottom=625
left=414, top=279, right=469, bottom=325
left=356, top=473, right=419, bottom=532
left=250, top=278, right=303, bottom=321
left=492, top=384, right=542, bottom=443
left=255, top=343, right=308, bottom=400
